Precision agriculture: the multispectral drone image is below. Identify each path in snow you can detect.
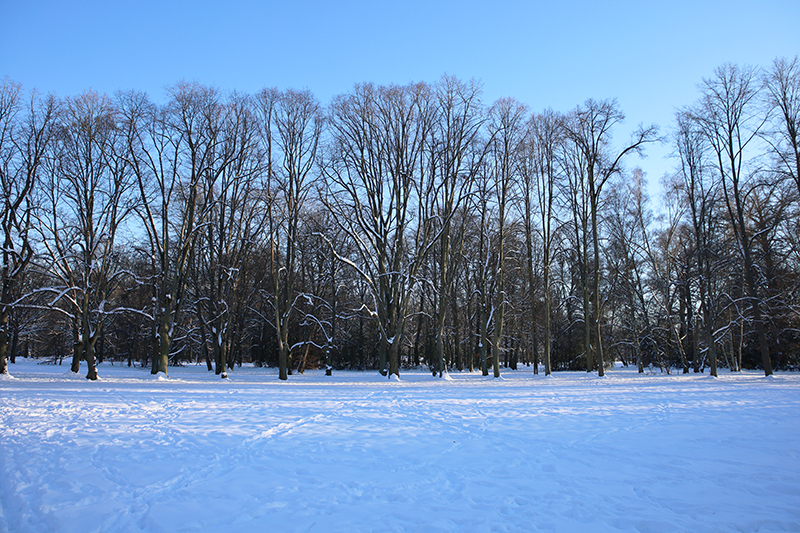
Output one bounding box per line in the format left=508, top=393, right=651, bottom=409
left=1, top=360, right=799, bottom=532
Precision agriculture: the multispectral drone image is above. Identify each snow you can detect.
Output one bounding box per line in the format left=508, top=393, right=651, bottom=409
left=2, top=360, right=800, bottom=533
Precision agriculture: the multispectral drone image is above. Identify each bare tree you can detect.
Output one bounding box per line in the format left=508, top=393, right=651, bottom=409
left=428, top=76, right=486, bottom=377
left=323, top=82, right=436, bottom=378
left=195, top=93, right=266, bottom=377
left=121, top=82, right=228, bottom=376
left=694, top=63, right=774, bottom=376
left=264, top=88, right=324, bottom=380
left=563, top=99, right=658, bottom=375
left=486, top=97, right=527, bottom=378
left=519, top=109, right=564, bottom=376
left=0, top=81, right=57, bottom=374
left=764, top=56, right=800, bottom=198
left=561, top=133, right=594, bottom=371
left=675, top=110, right=722, bottom=375
left=467, top=158, right=498, bottom=376
left=36, top=91, right=134, bottom=379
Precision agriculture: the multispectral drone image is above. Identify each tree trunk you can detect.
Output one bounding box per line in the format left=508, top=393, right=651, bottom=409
left=582, top=269, right=593, bottom=372
left=71, top=320, right=82, bottom=374
left=591, top=193, right=605, bottom=377
left=543, top=261, right=552, bottom=376
left=480, top=296, right=489, bottom=376
left=388, top=337, right=400, bottom=378
left=452, top=287, right=463, bottom=372
left=492, top=297, right=503, bottom=378
left=83, top=320, right=99, bottom=381
left=154, top=313, right=171, bottom=376
left=277, top=312, right=290, bottom=380
left=0, top=313, right=8, bottom=375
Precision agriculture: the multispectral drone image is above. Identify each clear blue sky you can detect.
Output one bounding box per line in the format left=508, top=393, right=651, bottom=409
left=2, top=0, right=798, bottom=192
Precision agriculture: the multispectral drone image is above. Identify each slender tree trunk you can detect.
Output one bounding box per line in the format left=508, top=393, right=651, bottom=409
left=480, top=295, right=489, bottom=376
left=277, top=311, right=289, bottom=380
left=492, top=296, right=504, bottom=378
left=0, top=310, right=9, bottom=375
left=591, top=193, right=605, bottom=377
left=434, top=319, right=444, bottom=376
left=543, top=255, right=552, bottom=376
left=452, top=286, right=463, bottom=372
left=582, top=260, right=593, bottom=372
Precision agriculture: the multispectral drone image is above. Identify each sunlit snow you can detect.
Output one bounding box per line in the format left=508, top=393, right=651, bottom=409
left=1, top=360, right=799, bottom=532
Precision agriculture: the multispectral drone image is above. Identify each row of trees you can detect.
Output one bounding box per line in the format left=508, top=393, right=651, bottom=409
left=1, top=57, right=798, bottom=380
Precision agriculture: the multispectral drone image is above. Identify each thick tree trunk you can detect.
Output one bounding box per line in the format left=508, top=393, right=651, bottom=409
left=83, top=321, right=99, bottom=381
left=84, top=339, right=98, bottom=380
left=152, top=312, right=171, bottom=376
left=215, top=340, right=228, bottom=378
left=71, top=322, right=82, bottom=374
left=388, top=336, right=400, bottom=378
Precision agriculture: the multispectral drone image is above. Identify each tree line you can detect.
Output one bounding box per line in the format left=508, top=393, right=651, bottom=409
left=1, top=57, right=798, bottom=380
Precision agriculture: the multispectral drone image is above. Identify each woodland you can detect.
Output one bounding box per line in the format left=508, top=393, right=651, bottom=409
left=1, top=57, right=798, bottom=380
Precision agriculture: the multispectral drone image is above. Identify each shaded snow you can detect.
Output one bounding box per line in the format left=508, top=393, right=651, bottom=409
left=1, top=360, right=800, bottom=532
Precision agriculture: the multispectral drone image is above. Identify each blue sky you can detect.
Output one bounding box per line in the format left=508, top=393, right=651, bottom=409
left=2, top=0, right=798, bottom=193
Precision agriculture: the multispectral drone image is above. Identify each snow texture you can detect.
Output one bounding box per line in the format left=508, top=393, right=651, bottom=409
left=1, top=360, right=799, bottom=532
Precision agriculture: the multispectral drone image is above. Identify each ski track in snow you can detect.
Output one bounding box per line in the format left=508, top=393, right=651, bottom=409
left=1, top=361, right=800, bottom=532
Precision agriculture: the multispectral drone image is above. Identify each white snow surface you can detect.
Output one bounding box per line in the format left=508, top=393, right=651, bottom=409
left=2, top=360, right=799, bottom=533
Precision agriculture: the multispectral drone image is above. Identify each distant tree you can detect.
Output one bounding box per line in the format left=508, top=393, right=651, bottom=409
left=561, top=130, right=593, bottom=371
left=428, top=76, right=485, bottom=377
left=605, top=170, right=653, bottom=372
left=36, top=91, right=134, bottom=379
left=194, top=93, right=265, bottom=377
left=485, top=98, right=527, bottom=378
left=0, top=81, right=57, bottom=374
left=263, top=88, right=324, bottom=381
left=120, top=82, right=229, bottom=376
left=693, top=63, right=774, bottom=376
left=764, top=56, right=800, bottom=198
left=467, top=159, right=496, bottom=375
left=519, top=109, right=564, bottom=376
left=674, top=110, right=722, bottom=375
left=563, top=99, right=658, bottom=375
left=323, top=82, right=436, bottom=378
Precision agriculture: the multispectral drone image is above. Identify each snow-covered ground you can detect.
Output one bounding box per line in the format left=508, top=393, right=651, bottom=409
left=1, top=360, right=799, bottom=533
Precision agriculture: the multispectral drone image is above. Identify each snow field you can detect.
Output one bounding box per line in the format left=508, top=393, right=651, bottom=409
left=1, top=360, right=799, bottom=532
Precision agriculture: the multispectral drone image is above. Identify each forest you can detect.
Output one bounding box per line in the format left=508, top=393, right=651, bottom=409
left=1, top=57, right=798, bottom=380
